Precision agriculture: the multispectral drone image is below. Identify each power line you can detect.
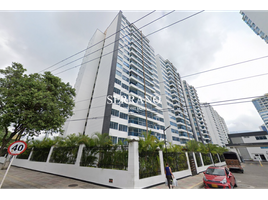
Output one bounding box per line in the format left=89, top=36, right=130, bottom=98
left=68, top=95, right=260, bottom=120
left=66, top=99, right=254, bottom=123
left=195, top=71, right=268, bottom=89
left=181, top=55, right=268, bottom=78
left=55, top=10, right=204, bottom=75
left=39, top=10, right=156, bottom=73
left=50, top=10, right=175, bottom=74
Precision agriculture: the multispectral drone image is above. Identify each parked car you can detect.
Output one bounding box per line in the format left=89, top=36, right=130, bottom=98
left=203, top=166, right=237, bottom=189
left=223, top=151, right=244, bottom=173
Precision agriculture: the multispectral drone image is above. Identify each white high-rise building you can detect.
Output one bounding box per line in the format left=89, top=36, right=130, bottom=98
left=63, top=11, right=166, bottom=144
left=252, top=93, right=268, bottom=129
left=240, top=10, right=268, bottom=44
left=63, top=11, right=215, bottom=146
left=201, top=103, right=229, bottom=146
left=155, top=55, right=194, bottom=145
left=182, top=81, right=211, bottom=144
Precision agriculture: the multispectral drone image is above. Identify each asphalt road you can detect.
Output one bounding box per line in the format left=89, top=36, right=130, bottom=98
left=230, top=161, right=268, bottom=189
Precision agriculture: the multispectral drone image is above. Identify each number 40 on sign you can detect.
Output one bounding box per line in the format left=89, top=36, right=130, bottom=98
left=8, top=141, right=27, bottom=155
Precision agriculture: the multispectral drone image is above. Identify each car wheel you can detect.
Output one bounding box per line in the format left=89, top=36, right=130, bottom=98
left=234, top=179, right=238, bottom=187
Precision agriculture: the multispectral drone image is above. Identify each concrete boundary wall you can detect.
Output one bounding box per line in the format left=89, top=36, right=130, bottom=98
left=0, top=140, right=225, bottom=188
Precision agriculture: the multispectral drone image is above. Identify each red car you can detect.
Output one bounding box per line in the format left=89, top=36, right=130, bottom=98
left=203, top=166, right=237, bottom=189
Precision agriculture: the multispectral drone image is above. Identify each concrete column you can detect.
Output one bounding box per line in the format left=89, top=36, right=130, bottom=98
left=27, top=147, right=34, bottom=161
left=46, top=146, right=54, bottom=163
left=192, top=152, right=198, bottom=168
left=185, top=152, right=191, bottom=170
left=158, top=149, right=165, bottom=177
left=217, top=153, right=221, bottom=163
left=128, top=138, right=139, bottom=189
left=75, top=144, right=85, bottom=166
left=199, top=152, right=204, bottom=166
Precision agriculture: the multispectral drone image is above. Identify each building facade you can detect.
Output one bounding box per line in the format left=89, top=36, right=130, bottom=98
left=182, top=81, right=211, bottom=144
left=227, top=131, right=268, bottom=162
left=240, top=10, right=268, bottom=44
left=63, top=11, right=166, bottom=144
left=63, top=11, right=223, bottom=146
left=252, top=93, right=268, bottom=129
left=155, top=55, right=194, bottom=145
left=201, top=103, right=229, bottom=146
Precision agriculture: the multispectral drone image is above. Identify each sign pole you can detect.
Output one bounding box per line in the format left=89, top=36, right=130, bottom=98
left=0, top=155, right=15, bottom=189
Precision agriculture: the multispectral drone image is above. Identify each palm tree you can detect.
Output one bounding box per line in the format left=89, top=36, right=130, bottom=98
left=91, top=132, right=112, bottom=147
left=138, top=131, right=164, bottom=152
left=186, top=140, right=199, bottom=152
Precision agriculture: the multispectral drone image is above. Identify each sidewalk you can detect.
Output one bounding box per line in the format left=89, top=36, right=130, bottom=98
left=0, top=163, right=204, bottom=189
left=149, top=173, right=204, bottom=189
left=0, top=163, right=108, bottom=189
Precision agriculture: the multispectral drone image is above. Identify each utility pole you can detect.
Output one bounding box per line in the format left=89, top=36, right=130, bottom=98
left=163, top=125, right=171, bottom=162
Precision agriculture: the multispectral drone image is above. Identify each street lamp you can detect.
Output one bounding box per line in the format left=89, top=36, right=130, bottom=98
left=163, top=125, right=171, bottom=162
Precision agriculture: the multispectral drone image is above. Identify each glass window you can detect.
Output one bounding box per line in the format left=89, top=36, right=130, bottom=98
left=117, top=63, right=123, bottom=69
left=122, top=83, right=129, bottom=90
left=122, top=75, right=129, bottom=82
left=111, top=109, right=119, bottom=117
left=114, top=87, right=121, bottom=95
left=123, top=68, right=129, bottom=75
left=121, top=92, right=128, bottom=99
left=118, top=56, right=123, bottom=62
left=115, top=78, right=121, bottom=85
left=116, top=70, right=122, bottom=77
left=110, top=136, right=117, bottom=144
left=110, top=122, right=118, bottom=130
left=123, top=61, right=129, bottom=68
left=119, top=124, right=128, bottom=132
left=120, top=112, right=128, bottom=120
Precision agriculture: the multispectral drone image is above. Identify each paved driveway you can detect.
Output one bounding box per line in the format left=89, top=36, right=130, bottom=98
left=0, top=163, right=108, bottom=189
left=230, top=161, right=268, bottom=189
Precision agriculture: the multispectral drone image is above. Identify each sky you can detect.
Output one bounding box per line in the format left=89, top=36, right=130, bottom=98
left=1, top=3, right=268, bottom=134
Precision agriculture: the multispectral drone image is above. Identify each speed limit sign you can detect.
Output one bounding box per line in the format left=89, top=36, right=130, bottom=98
left=0, top=141, right=28, bottom=188
left=7, top=141, right=27, bottom=155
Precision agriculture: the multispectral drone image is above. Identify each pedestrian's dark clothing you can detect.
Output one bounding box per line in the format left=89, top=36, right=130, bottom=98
left=165, top=166, right=172, bottom=189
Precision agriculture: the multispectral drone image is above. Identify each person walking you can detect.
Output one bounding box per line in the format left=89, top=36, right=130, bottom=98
left=165, top=163, right=174, bottom=189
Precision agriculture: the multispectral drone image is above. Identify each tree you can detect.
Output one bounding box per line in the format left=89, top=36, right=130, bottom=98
left=138, top=131, right=165, bottom=152
left=0, top=62, right=76, bottom=156
left=186, top=140, right=200, bottom=152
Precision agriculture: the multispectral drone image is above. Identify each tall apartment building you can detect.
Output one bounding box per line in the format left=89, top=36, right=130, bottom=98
left=201, top=103, right=229, bottom=146
left=252, top=93, right=268, bottom=129
left=155, top=55, right=194, bottom=145
left=63, top=11, right=166, bottom=144
left=240, top=10, right=268, bottom=44
left=182, top=81, right=211, bottom=144
left=63, top=11, right=214, bottom=146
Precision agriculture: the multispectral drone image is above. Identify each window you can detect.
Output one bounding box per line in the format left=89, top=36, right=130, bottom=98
left=114, top=87, right=121, bottom=95
left=117, top=63, right=123, bottom=70
left=122, top=83, right=129, bottom=90
left=124, top=55, right=129, bottom=61
left=123, top=68, right=129, bottom=75
left=111, top=109, right=119, bottom=117
left=120, top=112, right=128, bottom=120
left=121, top=92, right=128, bottom=99
left=117, top=56, right=123, bottom=62
left=255, top=136, right=267, bottom=140
left=119, top=124, right=128, bottom=132
left=115, top=78, right=121, bottom=85
left=118, top=137, right=128, bottom=145
left=110, top=122, right=118, bottom=130
left=122, top=75, right=129, bottom=82
left=116, top=70, right=122, bottom=77
left=123, top=61, right=129, bottom=68
left=111, top=136, right=117, bottom=144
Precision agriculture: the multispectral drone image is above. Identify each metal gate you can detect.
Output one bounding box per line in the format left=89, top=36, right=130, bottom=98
left=188, top=152, right=197, bottom=175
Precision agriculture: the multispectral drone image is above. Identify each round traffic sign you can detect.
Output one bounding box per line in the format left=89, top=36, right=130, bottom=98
left=7, top=141, right=27, bottom=155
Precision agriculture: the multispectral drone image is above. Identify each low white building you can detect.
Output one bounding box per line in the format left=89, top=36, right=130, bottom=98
left=227, top=130, right=268, bottom=162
